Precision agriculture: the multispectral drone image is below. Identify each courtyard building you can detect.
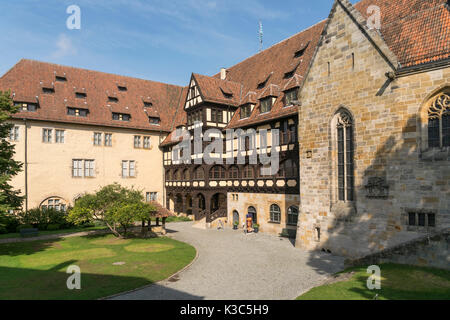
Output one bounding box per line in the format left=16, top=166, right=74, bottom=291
left=1, top=0, right=449, bottom=259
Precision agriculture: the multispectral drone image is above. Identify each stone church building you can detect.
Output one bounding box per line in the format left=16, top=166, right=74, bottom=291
left=1, top=0, right=449, bottom=259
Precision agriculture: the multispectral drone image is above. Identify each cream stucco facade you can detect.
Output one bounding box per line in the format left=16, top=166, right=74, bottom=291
left=8, top=119, right=167, bottom=210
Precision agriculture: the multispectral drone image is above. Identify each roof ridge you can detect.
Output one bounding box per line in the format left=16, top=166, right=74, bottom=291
left=214, top=19, right=327, bottom=76
left=17, top=59, right=183, bottom=89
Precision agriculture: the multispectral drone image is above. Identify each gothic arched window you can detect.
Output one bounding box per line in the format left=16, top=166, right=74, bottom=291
left=336, top=110, right=354, bottom=201
left=428, top=92, right=450, bottom=148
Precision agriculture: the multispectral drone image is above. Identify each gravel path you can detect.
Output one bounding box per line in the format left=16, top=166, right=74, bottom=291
left=110, top=222, right=345, bottom=300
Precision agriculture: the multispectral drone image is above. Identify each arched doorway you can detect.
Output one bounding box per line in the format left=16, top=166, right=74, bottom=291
left=233, top=210, right=240, bottom=224
left=185, top=194, right=193, bottom=215
left=211, top=193, right=226, bottom=213
left=247, top=206, right=257, bottom=224
left=175, top=194, right=183, bottom=214
left=197, top=194, right=206, bottom=211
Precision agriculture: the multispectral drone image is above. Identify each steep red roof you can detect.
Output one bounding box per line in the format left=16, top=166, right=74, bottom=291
left=354, top=0, right=450, bottom=68
left=193, top=73, right=242, bottom=106
left=0, top=59, right=184, bottom=132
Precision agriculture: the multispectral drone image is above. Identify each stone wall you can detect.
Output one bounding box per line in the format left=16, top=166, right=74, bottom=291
left=295, top=1, right=450, bottom=258
left=228, top=193, right=300, bottom=236
left=345, top=229, right=450, bottom=271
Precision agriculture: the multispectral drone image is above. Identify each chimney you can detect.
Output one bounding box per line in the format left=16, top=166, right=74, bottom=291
left=220, top=68, right=227, bottom=80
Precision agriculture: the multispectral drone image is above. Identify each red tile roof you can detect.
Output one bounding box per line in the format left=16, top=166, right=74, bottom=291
left=0, top=59, right=185, bottom=132
left=193, top=73, right=242, bottom=106
left=354, top=0, right=450, bottom=68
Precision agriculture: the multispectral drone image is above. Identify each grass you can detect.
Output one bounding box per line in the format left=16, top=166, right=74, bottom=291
left=297, top=263, right=450, bottom=300
left=0, top=234, right=196, bottom=300
left=0, top=225, right=108, bottom=240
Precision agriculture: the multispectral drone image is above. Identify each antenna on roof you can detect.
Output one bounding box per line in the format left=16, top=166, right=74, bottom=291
left=258, top=20, right=263, bottom=52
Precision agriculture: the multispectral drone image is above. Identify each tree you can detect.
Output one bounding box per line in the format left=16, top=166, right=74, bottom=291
left=0, top=90, right=23, bottom=213
left=68, top=184, right=155, bottom=238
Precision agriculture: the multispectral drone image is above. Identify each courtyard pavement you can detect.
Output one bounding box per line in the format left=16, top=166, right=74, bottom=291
left=110, top=222, right=345, bottom=300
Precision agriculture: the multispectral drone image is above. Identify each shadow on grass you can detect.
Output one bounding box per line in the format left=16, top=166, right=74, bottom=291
left=0, top=265, right=203, bottom=300
left=0, top=238, right=62, bottom=257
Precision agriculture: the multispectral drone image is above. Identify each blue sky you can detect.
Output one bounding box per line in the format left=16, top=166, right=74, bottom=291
left=1, top=0, right=358, bottom=86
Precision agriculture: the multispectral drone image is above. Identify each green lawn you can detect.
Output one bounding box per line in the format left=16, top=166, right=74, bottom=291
left=0, top=234, right=196, bottom=300
left=0, top=226, right=108, bottom=240
left=297, top=264, right=450, bottom=300
left=165, top=216, right=193, bottom=223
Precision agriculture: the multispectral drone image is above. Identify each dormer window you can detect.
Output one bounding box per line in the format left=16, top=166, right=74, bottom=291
left=42, top=87, right=55, bottom=94
left=285, top=88, right=299, bottom=106
left=149, top=117, right=160, bottom=125
left=220, top=87, right=233, bottom=99
left=108, top=96, right=119, bottom=103
left=240, top=104, right=252, bottom=119
left=112, top=113, right=131, bottom=121
left=144, top=102, right=153, bottom=108
left=55, top=76, right=67, bottom=82
left=260, top=97, right=272, bottom=113
left=15, top=102, right=38, bottom=112
left=294, top=41, right=310, bottom=58
left=67, top=107, right=89, bottom=117
left=75, top=92, right=87, bottom=99
left=118, top=86, right=127, bottom=92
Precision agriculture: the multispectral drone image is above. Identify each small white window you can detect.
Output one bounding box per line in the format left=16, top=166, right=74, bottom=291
left=55, top=130, right=65, bottom=143
left=122, top=160, right=136, bottom=177
left=104, top=133, right=112, bottom=146
left=43, top=129, right=52, bottom=143
left=94, top=133, right=102, bottom=146
left=85, top=160, right=95, bottom=177
left=9, top=126, right=19, bottom=141
left=143, top=136, right=151, bottom=149
left=134, top=136, right=141, bottom=148
left=72, top=159, right=83, bottom=177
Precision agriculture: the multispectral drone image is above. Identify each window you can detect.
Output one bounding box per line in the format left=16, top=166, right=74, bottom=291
left=229, top=166, right=239, bottom=179
left=72, top=159, right=94, bottom=177
left=183, top=169, right=190, bottom=181
left=43, top=129, right=52, bottom=143
left=260, top=98, right=272, bottom=113
left=193, top=166, right=204, bottom=180
left=67, top=107, right=88, bottom=117
left=104, top=133, right=112, bottom=146
left=243, top=165, right=254, bottom=179
left=146, top=192, right=158, bottom=202
left=75, top=92, right=87, bottom=99
left=134, top=135, right=141, bottom=148
left=108, top=96, right=119, bottom=103
left=118, top=85, right=127, bottom=92
left=94, top=133, right=102, bottom=146
left=280, top=120, right=297, bottom=145
left=408, top=212, right=436, bottom=228
left=241, top=104, right=252, bottom=119
left=149, top=117, right=160, bottom=125
left=15, top=102, right=37, bottom=112
left=42, top=87, right=55, bottom=94
left=287, top=206, right=299, bottom=225
left=282, top=159, right=298, bottom=178
left=55, top=130, right=65, bottom=143
left=143, top=136, right=151, bottom=149
left=84, top=160, right=95, bottom=177
left=55, top=76, right=67, bottom=82
left=211, top=109, right=223, bottom=123
left=285, top=88, right=298, bottom=106
left=270, top=204, right=281, bottom=223
left=122, top=160, right=136, bottom=178
left=41, top=198, right=67, bottom=211
left=248, top=206, right=257, bottom=224
left=336, top=111, right=354, bottom=201
left=427, top=92, right=450, bottom=148
left=209, top=166, right=226, bottom=180
left=113, top=113, right=131, bottom=121
left=9, top=126, right=19, bottom=141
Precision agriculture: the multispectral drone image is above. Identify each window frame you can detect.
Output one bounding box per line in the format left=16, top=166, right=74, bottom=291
left=269, top=204, right=281, bottom=223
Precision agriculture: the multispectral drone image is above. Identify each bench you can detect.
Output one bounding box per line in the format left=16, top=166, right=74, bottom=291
left=279, top=228, right=297, bottom=239
left=20, top=228, right=39, bottom=238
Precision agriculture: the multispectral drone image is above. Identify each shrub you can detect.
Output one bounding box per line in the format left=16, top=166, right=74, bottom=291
left=17, top=208, right=73, bottom=230
left=46, top=224, right=61, bottom=231
left=0, top=212, right=20, bottom=233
